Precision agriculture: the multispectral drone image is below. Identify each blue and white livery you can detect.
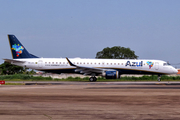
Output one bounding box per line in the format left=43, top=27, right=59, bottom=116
left=4, top=35, right=178, bottom=82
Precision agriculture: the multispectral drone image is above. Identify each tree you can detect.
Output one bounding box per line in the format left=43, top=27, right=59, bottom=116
left=96, top=46, right=138, bottom=59
left=0, top=62, right=25, bottom=75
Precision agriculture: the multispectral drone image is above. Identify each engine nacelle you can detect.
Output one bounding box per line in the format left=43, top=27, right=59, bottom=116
left=102, top=71, right=120, bottom=79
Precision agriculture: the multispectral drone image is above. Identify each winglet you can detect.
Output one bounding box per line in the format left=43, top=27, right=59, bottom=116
left=66, top=57, right=76, bottom=66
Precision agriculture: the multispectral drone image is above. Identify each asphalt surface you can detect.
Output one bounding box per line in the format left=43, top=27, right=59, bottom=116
left=5, top=81, right=180, bottom=85
left=1, top=82, right=180, bottom=119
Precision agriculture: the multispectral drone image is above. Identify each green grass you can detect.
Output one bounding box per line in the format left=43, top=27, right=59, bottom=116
left=3, top=83, right=24, bottom=85
left=0, top=74, right=180, bottom=81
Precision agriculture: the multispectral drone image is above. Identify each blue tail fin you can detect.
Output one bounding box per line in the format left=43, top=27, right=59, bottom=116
left=8, top=35, right=39, bottom=59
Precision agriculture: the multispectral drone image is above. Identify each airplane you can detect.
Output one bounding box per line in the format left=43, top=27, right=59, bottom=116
left=4, top=35, right=178, bottom=82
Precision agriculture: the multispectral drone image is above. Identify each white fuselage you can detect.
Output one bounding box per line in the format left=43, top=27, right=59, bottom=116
left=11, top=58, right=178, bottom=75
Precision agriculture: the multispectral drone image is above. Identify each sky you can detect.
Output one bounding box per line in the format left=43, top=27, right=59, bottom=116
left=0, top=0, right=180, bottom=67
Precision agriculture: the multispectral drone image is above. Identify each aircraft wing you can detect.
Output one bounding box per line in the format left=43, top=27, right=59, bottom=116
left=66, top=57, right=105, bottom=75
left=3, top=59, right=26, bottom=63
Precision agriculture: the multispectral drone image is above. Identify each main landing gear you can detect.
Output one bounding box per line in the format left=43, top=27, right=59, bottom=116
left=158, top=75, right=162, bottom=82
left=89, top=76, right=97, bottom=82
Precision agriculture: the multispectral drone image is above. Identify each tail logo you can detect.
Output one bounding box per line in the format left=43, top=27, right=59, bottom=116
left=146, top=61, right=154, bottom=69
left=12, top=44, right=24, bottom=57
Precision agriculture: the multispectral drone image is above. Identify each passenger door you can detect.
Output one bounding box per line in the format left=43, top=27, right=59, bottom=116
left=38, top=60, right=43, bottom=68
left=155, top=62, right=159, bottom=70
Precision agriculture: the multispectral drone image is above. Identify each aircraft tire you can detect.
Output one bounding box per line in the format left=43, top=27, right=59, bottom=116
left=158, top=75, right=161, bottom=82
left=158, top=78, right=161, bottom=82
left=89, top=77, right=94, bottom=82
left=93, top=77, right=97, bottom=82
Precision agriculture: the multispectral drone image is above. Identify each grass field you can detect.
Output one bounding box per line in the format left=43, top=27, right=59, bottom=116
left=3, top=83, right=25, bottom=85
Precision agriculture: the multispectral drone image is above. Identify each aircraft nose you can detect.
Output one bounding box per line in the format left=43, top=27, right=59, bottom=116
left=173, top=69, right=178, bottom=74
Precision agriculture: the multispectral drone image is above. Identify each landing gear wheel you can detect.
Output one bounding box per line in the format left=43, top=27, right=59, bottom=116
left=89, top=77, right=97, bottom=82
left=93, top=77, right=97, bottom=82
left=158, top=75, right=161, bottom=82
left=89, top=77, right=94, bottom=82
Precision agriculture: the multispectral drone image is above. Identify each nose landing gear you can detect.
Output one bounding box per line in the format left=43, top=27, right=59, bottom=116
left=158, top=75, right=162, bottom=82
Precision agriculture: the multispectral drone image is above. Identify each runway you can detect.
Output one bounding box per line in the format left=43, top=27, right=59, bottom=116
left=5, top=81, right=180, bottom=85
left=1, top=82, right=180, bottom=119
left=5, top=81, right=180, bottom=89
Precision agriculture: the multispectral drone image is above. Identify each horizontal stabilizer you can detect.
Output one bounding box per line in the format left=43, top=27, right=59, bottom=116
left=3, top=59, right=25, bottom=63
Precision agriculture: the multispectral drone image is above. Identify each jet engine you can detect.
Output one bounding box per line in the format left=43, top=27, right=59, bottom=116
left=102, top=71, right=120, bottom=79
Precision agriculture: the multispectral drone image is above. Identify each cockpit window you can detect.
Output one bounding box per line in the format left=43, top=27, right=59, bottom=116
left=163, top=62, right=171, bottom=66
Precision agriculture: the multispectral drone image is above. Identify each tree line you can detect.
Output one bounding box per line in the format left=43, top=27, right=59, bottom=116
left=0, top=62, right=35, bottom=75
left=96, top=46, right=138, bottom=59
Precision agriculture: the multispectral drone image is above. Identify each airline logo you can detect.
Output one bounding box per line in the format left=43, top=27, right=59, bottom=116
left=146, top=61, right=154, bottom=69
left=125, top=61, right=143, bottom=67
left=12, top=44, right=24, bottom=57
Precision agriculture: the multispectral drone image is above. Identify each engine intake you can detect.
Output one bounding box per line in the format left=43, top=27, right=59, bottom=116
left=102, top=71, right=120, bottom=79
